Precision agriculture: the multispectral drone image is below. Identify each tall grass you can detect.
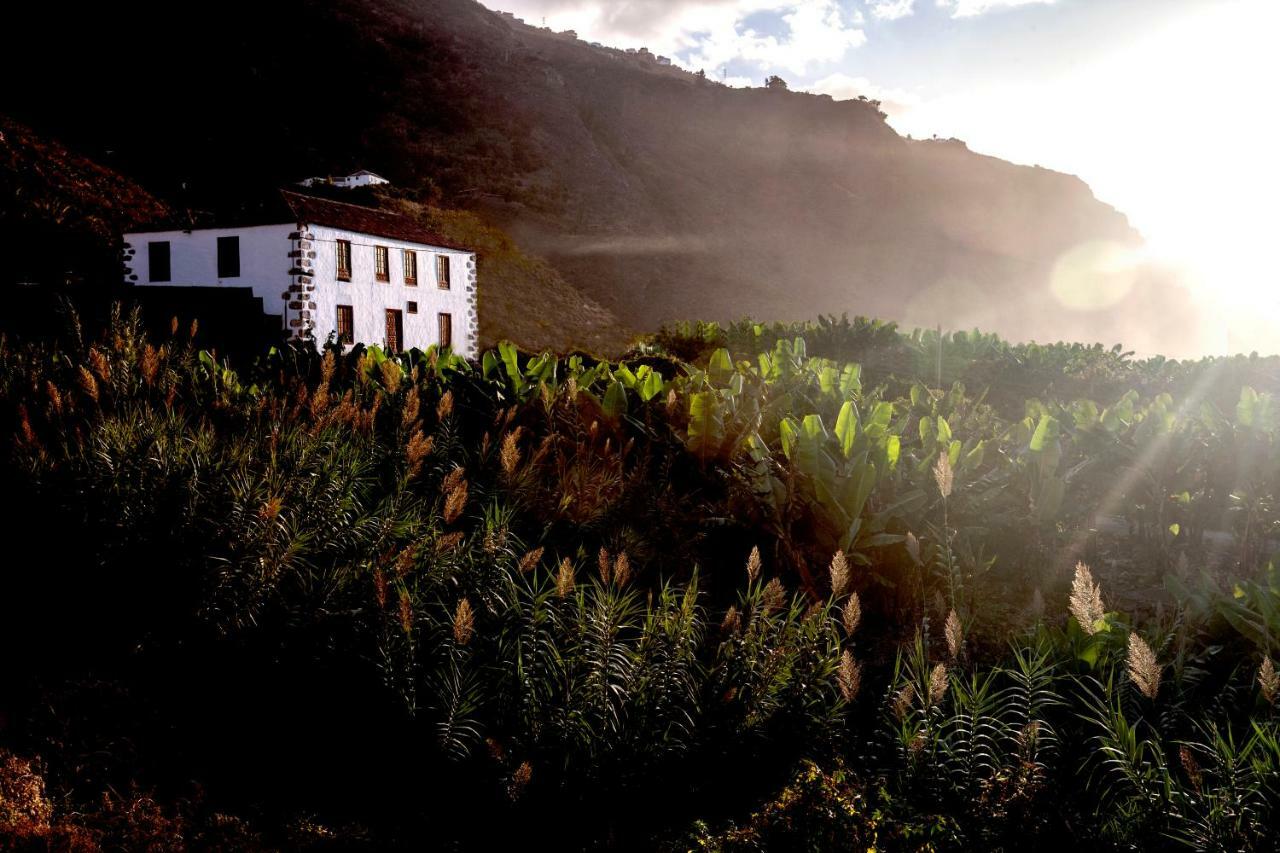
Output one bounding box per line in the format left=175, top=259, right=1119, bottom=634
left=1, top=308, right=1279, bottom=848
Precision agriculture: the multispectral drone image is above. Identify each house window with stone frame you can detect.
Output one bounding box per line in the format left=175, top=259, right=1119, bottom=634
left=375, top=245, right=389, bottom=282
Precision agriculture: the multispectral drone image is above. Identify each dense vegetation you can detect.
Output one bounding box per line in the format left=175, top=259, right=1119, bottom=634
left=1, top=311, right=1279, bottom=850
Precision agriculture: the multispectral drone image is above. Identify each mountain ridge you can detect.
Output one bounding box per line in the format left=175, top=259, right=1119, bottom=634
left=1, top=0, right=1196, bottom=352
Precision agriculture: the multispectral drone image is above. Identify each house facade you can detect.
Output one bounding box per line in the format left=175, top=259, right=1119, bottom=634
left=298, top=170, right=391, bottom=189
left=122, top=191, right=478, bottom=356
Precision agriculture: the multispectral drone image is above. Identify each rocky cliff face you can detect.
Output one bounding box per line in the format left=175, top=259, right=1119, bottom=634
left=3, top=0, right=1177, bottom=350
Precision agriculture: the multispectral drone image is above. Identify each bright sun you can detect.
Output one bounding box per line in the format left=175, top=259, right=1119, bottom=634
left=893, top=0, right=1280, bottom=355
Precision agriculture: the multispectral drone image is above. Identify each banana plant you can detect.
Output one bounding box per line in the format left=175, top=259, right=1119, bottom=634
left=776, top=399, right=904, bottom=561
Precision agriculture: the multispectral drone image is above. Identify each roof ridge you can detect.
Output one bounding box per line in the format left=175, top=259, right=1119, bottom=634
left=278, top=189, right=469, bottom=252
left=279, top=187, right=399, bottom=216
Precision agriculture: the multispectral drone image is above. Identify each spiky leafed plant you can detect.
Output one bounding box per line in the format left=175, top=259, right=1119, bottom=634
left=1167, top=721, right=1280, bottom=851
left=1077, top=673, right=1174, bottom=842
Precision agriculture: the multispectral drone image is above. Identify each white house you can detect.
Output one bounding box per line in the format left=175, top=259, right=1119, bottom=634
left=122, top=190, right=478, bottom=356
left=298, top=170, right=391, bottom=189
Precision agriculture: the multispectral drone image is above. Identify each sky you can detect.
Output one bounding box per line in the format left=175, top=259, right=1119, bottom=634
left=486, top=0, right=1280, bottom=354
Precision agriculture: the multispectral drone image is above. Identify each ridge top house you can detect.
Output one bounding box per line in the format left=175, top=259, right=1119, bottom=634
left=298, top=169, right=391, bottom=189
left=122, top=189, right=478, bottom=356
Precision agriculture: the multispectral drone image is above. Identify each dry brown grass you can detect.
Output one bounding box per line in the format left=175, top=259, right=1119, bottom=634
left=944, top=609, right=964, bottom=660
left=436, top=389, right=454, bottom=421
left=1127, top=633, right=1161, bottom=700
left=398, top=589, right=414, bottom=635
left=838, top=651, right=861, bottom=702
left=598, top=547, right=612, bottom=585
left=556, top=558, right=575, bottom=598
left=77, top=366, right=99, bottom=404
left=829, top=550, right=850, bottom=598
left=613, top=552, right=632, bottom=587
left=721, top=605, right=741, bottom=635
left=933, top=453, right=953, bottom=499
left=0, top=749, right=53, bottom=839
left=443, top=479, right=469, bottom=525
left=746, top=546, right=762, bottom=585
left=508, top=761, right=533, bottom=802
left=1259, top=657, right=1278, bottom=705
left=453, top=598, right=475, bottom=646
left=762, top=578, right=786, bottom=612
left=842, top=593, right=861, bottom=637
left=500, top=428, right=523, bottom=476
left=928, top=663, right=949, bottom=706
left=518, top=546, right=544, bottom=574
left=1069, top=562, right=1106, bottom=635
left=892, top=684, right=915, bottom=720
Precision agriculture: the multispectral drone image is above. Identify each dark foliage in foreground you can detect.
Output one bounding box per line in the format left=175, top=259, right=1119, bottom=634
left=1, top=310, right=1278, bottom=850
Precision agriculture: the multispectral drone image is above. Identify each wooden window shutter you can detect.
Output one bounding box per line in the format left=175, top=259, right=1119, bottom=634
left=336, top=240, right=352, bottom=281
left=336, top=305, right=354, bottom=344
left=438, top=312, right=452, bottom=349
left=403, top=250, right=417, bottom=284
left=436, top=255, right=451, bottom=289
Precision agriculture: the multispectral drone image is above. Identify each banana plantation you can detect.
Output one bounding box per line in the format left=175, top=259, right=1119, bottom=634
left=1, top=310, right=1278, bottom=850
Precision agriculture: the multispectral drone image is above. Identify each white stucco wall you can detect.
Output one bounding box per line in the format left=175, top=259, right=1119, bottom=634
left=122, top=225, right=294, bottom=327
left=308, top=225, right=478, bottom=357
left=338, top=173, right=388, bottom=188
left=122, top=222, right=478, bottom=358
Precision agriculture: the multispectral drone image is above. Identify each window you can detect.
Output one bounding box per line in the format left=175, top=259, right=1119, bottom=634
left=216, top=236, right=240, bottom=278
left=336, top=305, right=354, bottom=344
left=403, top=250, right=417, bottom=285
left=407, top=301, right=418, bottom=314
left=336, top=239, right=352, bottom=281
left=438, top=312, right=453, bottom=349
left=435, top=255, right=451, bottom=289
left=148, top=241, right=171, bottom=282
left=385, top=309, right=403, bottom=353
left=375, top=245, right=389, bottom=282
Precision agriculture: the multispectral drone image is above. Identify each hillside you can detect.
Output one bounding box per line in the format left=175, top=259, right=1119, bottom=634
left=400, top=200, right=631, bottom=352
left=0, top=116, right=169, bottom=288
left=0, top=0, right=1195, bottom=354
left=0, top=117, right=630, bottom=352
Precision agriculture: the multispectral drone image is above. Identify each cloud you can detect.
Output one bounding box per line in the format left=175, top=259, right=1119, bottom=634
left=935, top=0, right=1056, bottom=17
left=491, top=1, right=865, bottom=76
left=808, top=72, right=920, bottom=115
left=867, top=0, right=915, bottom=20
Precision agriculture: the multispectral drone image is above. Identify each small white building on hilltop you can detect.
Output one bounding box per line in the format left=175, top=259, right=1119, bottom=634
left=298, top=170, right=391, bottom=189
left=122, top=190, right=478, bottom=356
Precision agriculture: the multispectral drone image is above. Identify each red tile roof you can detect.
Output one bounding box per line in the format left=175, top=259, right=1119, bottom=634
left=128, top=190, right=469, bottom=252
left=280, top=191, right=467, bottom=250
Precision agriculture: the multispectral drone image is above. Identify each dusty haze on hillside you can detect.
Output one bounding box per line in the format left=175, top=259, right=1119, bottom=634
left=1, top=0, right=1211, bottom=355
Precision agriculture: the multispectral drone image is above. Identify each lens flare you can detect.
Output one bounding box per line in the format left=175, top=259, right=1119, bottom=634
left=1049, top=241, right=1140, bottom=312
